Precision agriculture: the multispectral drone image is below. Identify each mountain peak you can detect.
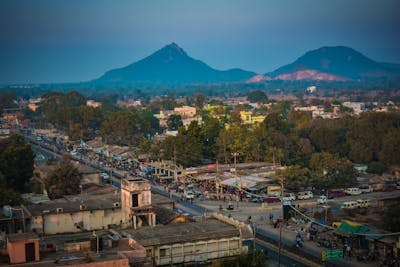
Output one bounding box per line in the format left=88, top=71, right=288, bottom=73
left=159, top=42, right=187, bottom=57
left=95, top=43, right=256, bottom=84
left=269, top=45, right=391, bottom=80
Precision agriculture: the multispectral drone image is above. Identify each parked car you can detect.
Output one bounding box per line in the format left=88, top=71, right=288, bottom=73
left=358, top=185, right=373, bottom=193
left=344, top=187, right=362, bottom=195
left=341, top=201, right=359, bottom=209
left=356, top=199, right=370, bottom=208
left=329, top=189, right=346, bottom=198
left=297, top=191, right=313, bottom=200
left=317, top=195, right=327, bottom=205
left=261, top=195, right=281, bottom=203
left=282, top=193, right=296, bottom=201
left=184, top=190, right=194, bottom=199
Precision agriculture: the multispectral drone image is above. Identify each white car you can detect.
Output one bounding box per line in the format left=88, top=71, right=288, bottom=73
left=341, top=201, right=358, bottom=209
left=297, top=191, right=313, bottom=200
left=282, top=193, right=296, bottom=201
left=184, top=191, right=194, bottom=199
left=356, top=199, right=370, bottom=208
left=358, top=185, right=373, bottom=193
left=317, top=195, right=327, bottom=204
left=345, top=187, right=362, bottom=195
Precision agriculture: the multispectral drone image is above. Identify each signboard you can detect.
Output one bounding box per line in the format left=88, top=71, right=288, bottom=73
left=322, top=249, right=343, bottom=261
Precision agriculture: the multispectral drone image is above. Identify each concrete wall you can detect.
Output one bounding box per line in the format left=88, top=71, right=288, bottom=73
left=67, top=259, right=129, bottom=267
left=149, top=237, right=241, bottom=266
left=121, top=179, right=152, bottom=223
left=31, top=209, right=123, bottom=235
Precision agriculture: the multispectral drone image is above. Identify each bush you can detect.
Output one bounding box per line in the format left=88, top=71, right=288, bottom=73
left=367, top=161, right=387, bottom=174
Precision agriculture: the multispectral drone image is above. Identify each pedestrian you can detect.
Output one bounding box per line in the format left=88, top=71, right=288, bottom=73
left=269, top=213, right=274, bottom=222
left=346, top=245, right=352, bottom=258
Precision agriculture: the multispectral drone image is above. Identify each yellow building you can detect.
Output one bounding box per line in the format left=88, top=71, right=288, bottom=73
left=240, top=111, right=265, bottom=124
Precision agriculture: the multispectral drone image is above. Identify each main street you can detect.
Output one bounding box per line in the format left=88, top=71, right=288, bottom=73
left=25, top=132, right=398, bottom=267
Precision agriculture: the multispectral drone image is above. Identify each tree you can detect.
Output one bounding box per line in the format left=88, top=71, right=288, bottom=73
left=247, top=90, right=268, bottom=103
left=193, top=93, right=206, bottom=113
left=44, top=154, right=81, bottom=199
left=0, top=90, right=17, bottom=115
left=379, top=128, right=400, bottom=166
left=309, top=152, right=356, bottom=189
left=167, top=114, right=183, bottom=131
left=100, top=109, right=141, bottom=145
left=0, top=187, right=24, bottom=207
left=276, top=165, right=310, bottom=191
left=367, top=161, right=387, bottom=174
left=0, top=134, right=34, bottom=192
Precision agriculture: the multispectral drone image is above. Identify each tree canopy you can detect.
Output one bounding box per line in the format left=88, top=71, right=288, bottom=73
left=44, top=154, right=82, bottom=199
left=0, top=134, right=34, bottom=192
left=246, top=90, right=268, bottom=103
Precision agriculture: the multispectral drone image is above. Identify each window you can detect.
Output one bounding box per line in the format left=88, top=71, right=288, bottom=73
left=160, top=249, right=166, bottom=257
left=132, top=194, right=139, bottom=207
left=146, top=248, right=153, bottom=257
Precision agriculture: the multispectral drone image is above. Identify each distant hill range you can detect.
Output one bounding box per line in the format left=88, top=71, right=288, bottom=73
left=94, top=43, right=256, bottom=84
left=93, top=44, right=400, bottom=85
left=249, top=46, right=400, bottom=82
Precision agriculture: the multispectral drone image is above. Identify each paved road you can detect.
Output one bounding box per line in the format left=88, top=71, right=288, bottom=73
left=24, top=134, right=392, bottom=267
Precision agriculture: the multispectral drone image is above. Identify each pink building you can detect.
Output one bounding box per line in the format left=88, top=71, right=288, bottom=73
left=7, top=233, right=40, bottom=264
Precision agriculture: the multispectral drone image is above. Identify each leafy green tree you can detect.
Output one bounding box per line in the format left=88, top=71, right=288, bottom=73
left=379, top=128, right=400, bottom=166
left=0, top=90, right=17, bottom=115
left=247, top=90, right=268, bottom=103
left=0, top=134, right=34, bottom=192
left=270, top=100, right=292, bottom=118
left=200, top=117, right=223, bottom=160
left=167, top=114, right=183, bottom=131
left=367, top=161, right=387, bottom=174
left=309, top=152, right=356, bottom=189
left=100, top=109, right=142, bottom=145
left=276, top=165, right=310, bottom=191
left=263, top=112, right=290, bottom=134
left=44, top=154, right=81, bottom=199
left=194, top=93, right=206, bottom=113
left=288, top=110, right=312, bottom=132
left=216, top=124, right=249, bottom=164
left=0, top=187, right=24, bottom=207
left=309, top=124, right=348, bottom=156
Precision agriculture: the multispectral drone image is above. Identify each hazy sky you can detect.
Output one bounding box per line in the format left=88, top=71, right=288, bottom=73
left=1, top=0, right=399, bottom=84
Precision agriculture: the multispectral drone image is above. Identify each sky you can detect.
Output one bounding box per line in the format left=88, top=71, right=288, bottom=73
left=1, top=0, right=399, bottom=84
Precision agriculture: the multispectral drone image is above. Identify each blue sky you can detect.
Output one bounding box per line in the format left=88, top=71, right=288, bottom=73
left=1, top=0, right=399, bottom=84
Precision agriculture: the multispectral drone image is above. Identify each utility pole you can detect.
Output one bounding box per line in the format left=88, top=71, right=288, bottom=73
left=232, top=152, right=239, bottom=187
left=278, top=175, right=285, bottom=267
left=173, top=146, right=177, bottom=182
left=216, top=159, right=219, bottom=200
left=232, top=152, right=241, bottom=207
